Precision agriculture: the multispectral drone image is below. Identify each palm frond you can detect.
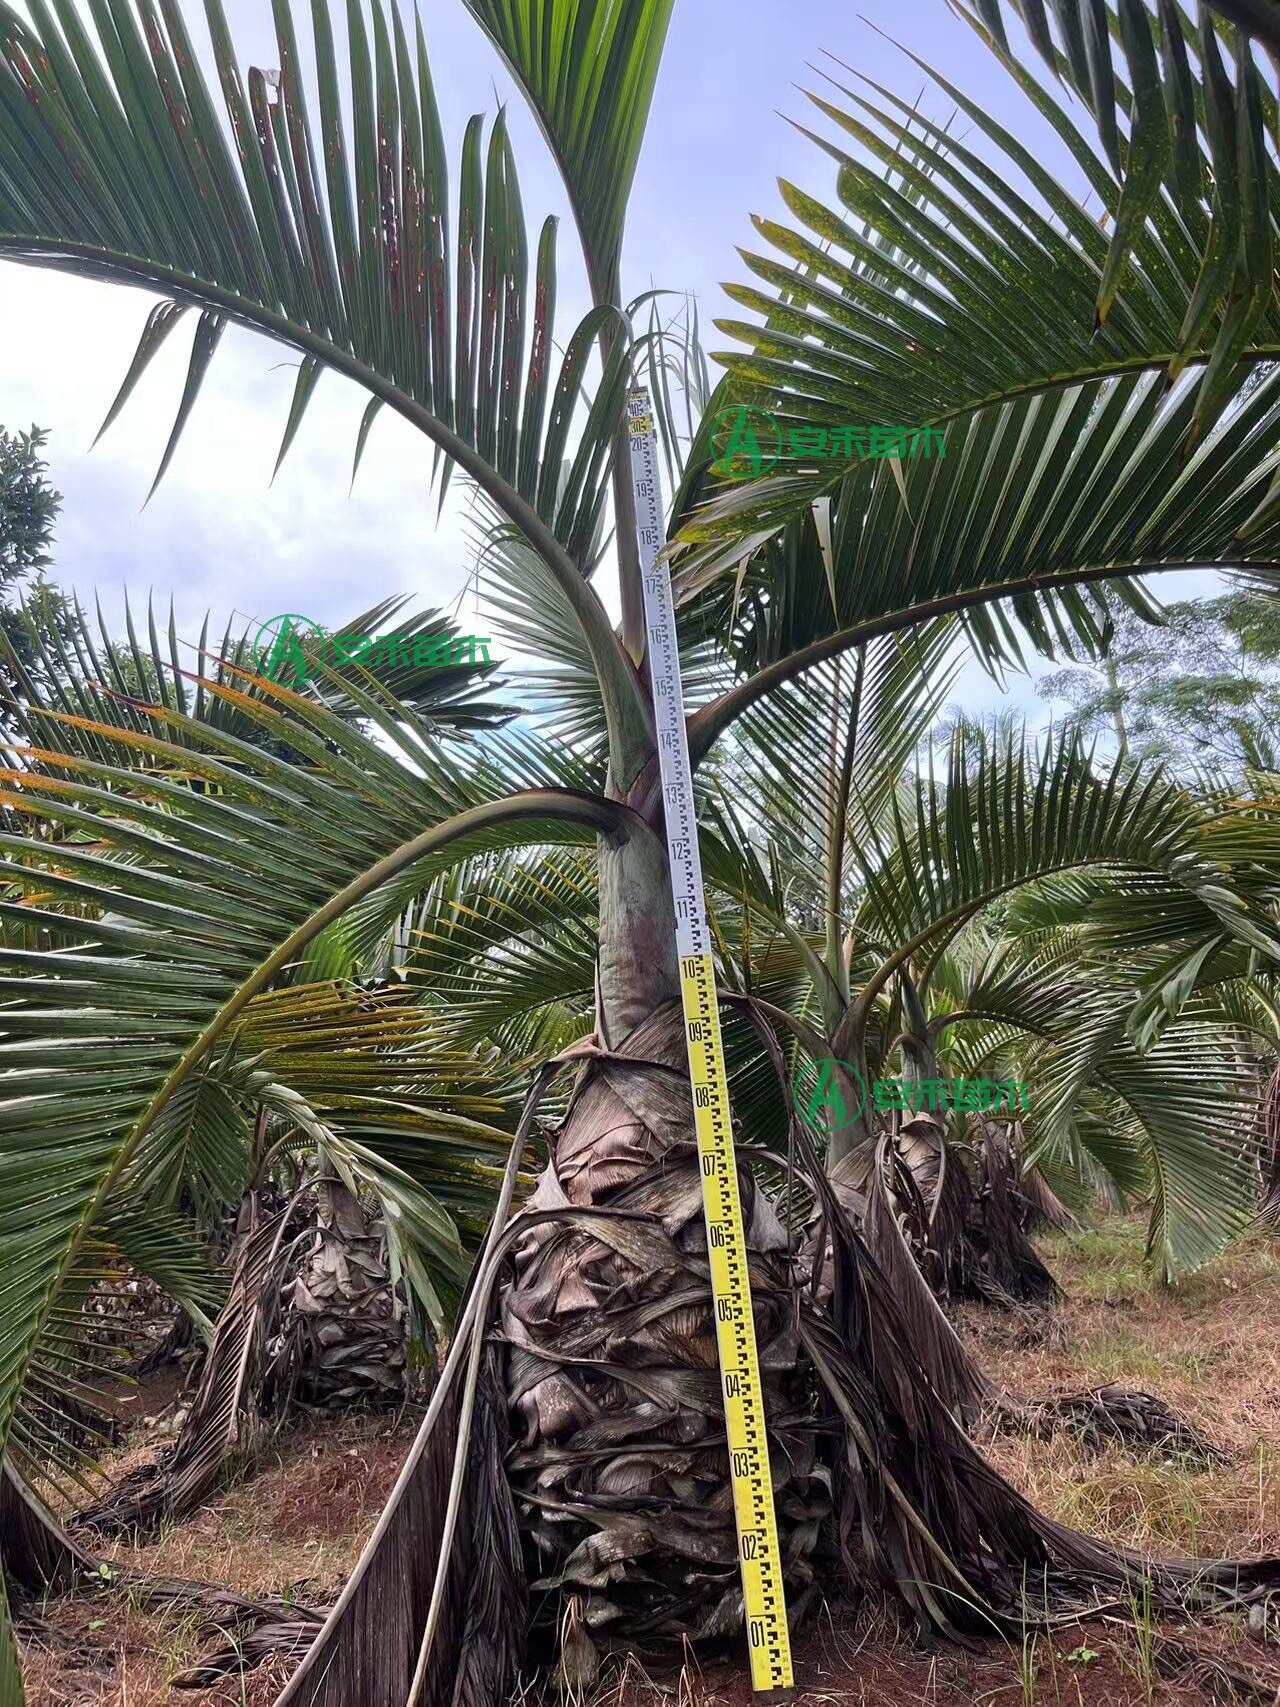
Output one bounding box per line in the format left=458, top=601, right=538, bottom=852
left=7, top=1195, right=221, bottom=1495
left=401, top=849, right=598, bottom=1051
left=0, top=1, right=603, bottom=539
left=966, top=2, right=1274, bottom=449
left=721, top=622, right=962, bottom=912
left=0, top=659, right=624, bottom=1628
left=458, top=0, right=674, bottom=298
left=1027, top=997, right=1260, bottom=1276
left=3, top=593, right=518, bottom=780
left=850, top=727, right=1280, bottom=963
left=933, top=937, right=1265, bottom=1274
left=1203, top=0, right=1280, bottom=53
left=673, top=1, right=1280, bottom=722
left=0, top=0, right=653, bottom=781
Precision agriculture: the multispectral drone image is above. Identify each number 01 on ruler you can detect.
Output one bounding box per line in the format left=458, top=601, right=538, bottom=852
left=627, top=388, right=793, bottom=1691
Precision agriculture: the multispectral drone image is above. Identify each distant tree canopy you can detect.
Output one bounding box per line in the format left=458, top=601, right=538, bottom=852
left=1040, top=591, right=1280, bottom=776
left=0, top=426, right=59, bottom=583
left=0, top=425, right=74, bottom=685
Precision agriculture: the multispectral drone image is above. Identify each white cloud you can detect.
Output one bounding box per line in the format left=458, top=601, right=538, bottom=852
left=1, top=264, right=486, bottom=649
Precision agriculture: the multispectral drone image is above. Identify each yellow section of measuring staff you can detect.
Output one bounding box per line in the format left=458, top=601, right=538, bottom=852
left=678, top=951, right=793, bottom=1691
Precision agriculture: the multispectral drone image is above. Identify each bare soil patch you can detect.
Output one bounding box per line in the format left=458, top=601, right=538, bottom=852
left=588, top=1605, right=1272, bottom=1707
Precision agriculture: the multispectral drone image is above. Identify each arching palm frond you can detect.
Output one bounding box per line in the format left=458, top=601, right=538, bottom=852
left=0, top=0, right=652, bottom=777
left=0, top=654, right=630, bottom=1683
left=6, top=1191, right=223, bottom=1499
left=934, top=936, right=1266, bottom=1274
left=675, top=1, right=1280, bottom=761
left=968, top=1, right=1276, bottom=462
left=3, top=593, right=516, bottom=762
left=225, top=981, right=524, bottom=1326
left=848, top=728, right=1280, bottom=973
left=394, top=848, right=600, bottom=1053
left=0, top=0, right=600, bottom=528
left=1024, top=992, right=1261, bottom=1276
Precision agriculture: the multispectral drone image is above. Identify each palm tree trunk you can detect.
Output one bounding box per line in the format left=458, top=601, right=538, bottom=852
left=967, top=1122, right=1062, bottom=1306
left=498, top=1001, right=826, bottom=1677
left=1104, top=657, right=1130, bottom=761
left=595, top=826, right=680, bottom=1037
left=79, top=1195, right=301, bottom=1537
left=499, top=809, right=825, bottom=1671
left=268, top=1172, right=410, bottom=1416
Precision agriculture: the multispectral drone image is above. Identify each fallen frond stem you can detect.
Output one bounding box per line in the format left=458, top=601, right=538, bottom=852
left=1142, top=1623, right=1280, bottom=1706
left=119, top=1578, right=326, bottom=1689
left=1005, top=1386, right=1225, bottom=1466
left=1, top=1472, right=322, bottom=1690
left=0, top=1463, right=92, bottom=1599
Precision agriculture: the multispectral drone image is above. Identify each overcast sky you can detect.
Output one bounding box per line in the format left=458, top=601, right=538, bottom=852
left=0, top=0, right=1217, bottom=726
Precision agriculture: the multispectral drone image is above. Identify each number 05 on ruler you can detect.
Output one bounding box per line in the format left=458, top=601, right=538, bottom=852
left=627, top=387, right=793, bottom=1692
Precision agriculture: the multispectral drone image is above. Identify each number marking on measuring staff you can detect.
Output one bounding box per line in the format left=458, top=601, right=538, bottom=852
left=627, top=387, right=793, bottom=1692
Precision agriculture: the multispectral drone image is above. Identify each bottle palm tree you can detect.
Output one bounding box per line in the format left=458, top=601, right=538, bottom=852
left=2, top=2, right=1280, bottom=1703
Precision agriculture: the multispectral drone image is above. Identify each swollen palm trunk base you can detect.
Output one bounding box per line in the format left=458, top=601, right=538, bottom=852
left=79, top=1200, right=300, bottom=1538
left=1258, top=1066, right=1280, bottom=1225
left=267, top=1177, right=411, bottom=1416
left=265, top=1013, right=1280, bottom=1707
left=969, top=1123, right=1062, bottom=1306
left=83, top=1182, right=410, bottom=1541
left=886, top=1118, right=1060, bottom=1308
left=499, top=1005, right=827, bottom=1674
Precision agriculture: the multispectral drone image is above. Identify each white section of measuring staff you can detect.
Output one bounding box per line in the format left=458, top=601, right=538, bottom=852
left=626, top=387, right=793, bottom=1692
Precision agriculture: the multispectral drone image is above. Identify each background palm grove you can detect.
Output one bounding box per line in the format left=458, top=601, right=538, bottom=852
left=2, top=0, right=1280, bottom=1703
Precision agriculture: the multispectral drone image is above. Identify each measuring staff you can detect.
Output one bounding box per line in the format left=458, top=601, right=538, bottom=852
left=627, top=387, right=793, bottom=1692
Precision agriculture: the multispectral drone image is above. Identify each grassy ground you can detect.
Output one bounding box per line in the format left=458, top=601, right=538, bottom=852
left=971, top=1221, right=1280, bottom=1562
left=17, top=1216, right=1280, bottom=1705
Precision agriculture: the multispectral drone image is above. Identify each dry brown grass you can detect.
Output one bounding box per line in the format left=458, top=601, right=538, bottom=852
left=19, top=1407, right=412, bottom=1706
left=94, top=1408, right=412, bottom=1602
left=16, top=1216, right=1280, bottom=1705
left=964, top=1219, right=1280, bottom=1562
left=517, top=1601, right=1256, bottom=1707
left=18, top=1587, right=293, bottom=1707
